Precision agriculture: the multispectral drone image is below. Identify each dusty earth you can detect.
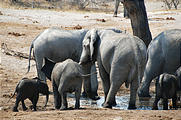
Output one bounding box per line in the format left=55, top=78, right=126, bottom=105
left=1, top=1, right=181, bottom=120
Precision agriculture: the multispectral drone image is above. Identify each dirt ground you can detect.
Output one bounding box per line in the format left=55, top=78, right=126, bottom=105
left=1, top=1, right=181, bottom=120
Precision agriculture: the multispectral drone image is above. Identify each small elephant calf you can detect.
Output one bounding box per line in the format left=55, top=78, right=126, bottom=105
left=152, top=73, right=178, bottom=110
left=41, top=58, right=96, bottom=110
left=9, top=77, right=49, bottom=112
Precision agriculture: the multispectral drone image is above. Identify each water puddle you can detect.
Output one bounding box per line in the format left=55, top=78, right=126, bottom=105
left=68, top=94, right=163, bottom=110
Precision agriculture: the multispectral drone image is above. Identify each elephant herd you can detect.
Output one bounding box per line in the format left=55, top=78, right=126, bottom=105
left=11, top=27, right=181, bottom=111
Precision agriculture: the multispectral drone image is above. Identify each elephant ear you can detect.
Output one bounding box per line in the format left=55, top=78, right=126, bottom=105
left=90, top=29, right=98, bottom=60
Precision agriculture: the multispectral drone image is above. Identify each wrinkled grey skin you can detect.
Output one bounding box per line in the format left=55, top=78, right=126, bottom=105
left=138, top=29, right=181, bottom=97
left=152, top=73, right=178, bottom=110
left=27, top=27, right=98, bottom=99
left=79, top=29, right=147, bottom=109
left=175, top=67, right=181, bottom=91
left=10, top=77, right=49, bottom=112
left=42, top=59, right=95, bottom=110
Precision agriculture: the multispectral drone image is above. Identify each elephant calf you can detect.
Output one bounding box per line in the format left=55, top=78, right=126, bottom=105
left=41, top=58, right=95, bottom=110
left=9, top=77, right=49, bottom=112
left=152, top=73, right=178, bottom=110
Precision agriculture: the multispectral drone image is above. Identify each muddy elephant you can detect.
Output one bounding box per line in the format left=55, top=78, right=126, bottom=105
left=41, top=58, right=96, bottom=110
left=79, top=29, right=147, bottom=109
left=27, top=27, right=98, bottom=99
left=138, top=29, right=181, bottom=97
left=9, top=77, right=49, bottom=112
left=152, top=73, right=178, bottom=110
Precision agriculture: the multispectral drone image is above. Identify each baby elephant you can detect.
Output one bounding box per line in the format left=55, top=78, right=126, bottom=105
left=9, top=77, right=49, bottom=112
left=41, top=58, right=96, bottom=110
left=152, top=73, right=178, bottom=110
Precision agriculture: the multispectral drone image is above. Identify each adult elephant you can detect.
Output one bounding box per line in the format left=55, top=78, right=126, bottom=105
left=27, top=27, right=98, bottom=99
left=138, top=29, right=181, bottom=97
left=113, top=0, right=129, bottom=18
left=79, top=29, right=147, bottom=109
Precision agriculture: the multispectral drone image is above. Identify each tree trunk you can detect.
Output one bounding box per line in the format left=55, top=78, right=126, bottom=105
left=121, top=0, right=152, bottom=47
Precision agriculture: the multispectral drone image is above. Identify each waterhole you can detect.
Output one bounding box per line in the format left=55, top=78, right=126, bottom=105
left=68, top=94, right=164, bottom=110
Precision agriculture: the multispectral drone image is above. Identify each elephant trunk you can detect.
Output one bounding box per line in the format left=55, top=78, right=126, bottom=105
left=44, top=93, right=49, bottom=107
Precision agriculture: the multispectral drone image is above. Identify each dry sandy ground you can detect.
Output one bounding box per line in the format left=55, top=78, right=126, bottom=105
left=1, top=2, right=181, bottom=120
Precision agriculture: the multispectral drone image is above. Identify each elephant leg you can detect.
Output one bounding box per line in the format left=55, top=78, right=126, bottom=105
left=13, top=93, right=21, bottom=112
left=60, top=92, right=67, bottom=110
left=52, top=81, right=61, bottom=109
left=90, top=63, right=99, bottom=99
left=152, top=97, right=160, bottom=110
left=31, top=95, right=39, bottom=111
left=152, top=81, right=161, bottom=110
left=163, top=98, right=168, bottom=110
left=103, top=66, right=127, bottom=108
left=172, top=94, right=177, bottom=109
left=75, top=88, right=81, bottom=109
left=138, top=56, right=164, bottom=97
left=113, top=0, right=120, bottom=17
left=97, top=61, right=110, bottom=106
left=82, top=64, right=92, bottom=99
left=103, top=83, right=120, bottom=108
left=35, top=55, right=46, bottom=82
left=21, top=100, right=27, bottom=111
left=128, top=79, right=138, bottom=109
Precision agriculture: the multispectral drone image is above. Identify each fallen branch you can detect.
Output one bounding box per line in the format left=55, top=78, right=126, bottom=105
left=1, top=43, right=34, bottom=60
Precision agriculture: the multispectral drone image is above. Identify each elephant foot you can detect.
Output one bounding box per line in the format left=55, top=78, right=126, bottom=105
left=82, top=92, right=87, bottom=98
left=60, top=106, right=67, bottom=110
left=128, top=104, right=136, bottom=110
left=75, top=106, right=80, bottom=109
left=152, top=106, right=158, bottom=110
left=90, top=95, right=100, bottom=100
left=102, top=103, right=112, bottom=109
left=82, top=91, right=100, bottom=100
left=12, top=107, right=18, bottom=112
left=91, top=92, right=100, bottom=100
left=23, top=107, right=28, bottom=111
left=112, top=101, right=117, bottom=106
left=55, top=105, right=61, bottom=110
left=138, top=89, right=151, bottom=98
left=113, top=14, right=117, bottom=17
left=32, top=108, right=37, bottom=111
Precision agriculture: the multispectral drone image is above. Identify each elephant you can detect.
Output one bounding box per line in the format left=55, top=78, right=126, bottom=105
left=138, top=29, right=181, bottom=97
left=79, top=29, right=147, bottom=109
left=9, top=77, right=49, bottom=112
left=41, top=58, right=96, bottom=110
left=113, top=0, right=129, bottom=18
left=175, top=67, right=181, bottom=104
left=152, top=73, right=178, bottom=110
left=27, top=27, right=98, bottom=99
left=175, top=67, right=181, bottom=91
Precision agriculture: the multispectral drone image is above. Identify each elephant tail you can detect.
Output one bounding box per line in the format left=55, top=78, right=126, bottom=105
left=7, top=80, right=20, bottom=103
left=126, top=64, right=136, bottom=88
left=26, top=41, right=34, bottom=74
left=136, top=39, right=147, bottom=85
left=7, top=90, right=16, bottom=103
